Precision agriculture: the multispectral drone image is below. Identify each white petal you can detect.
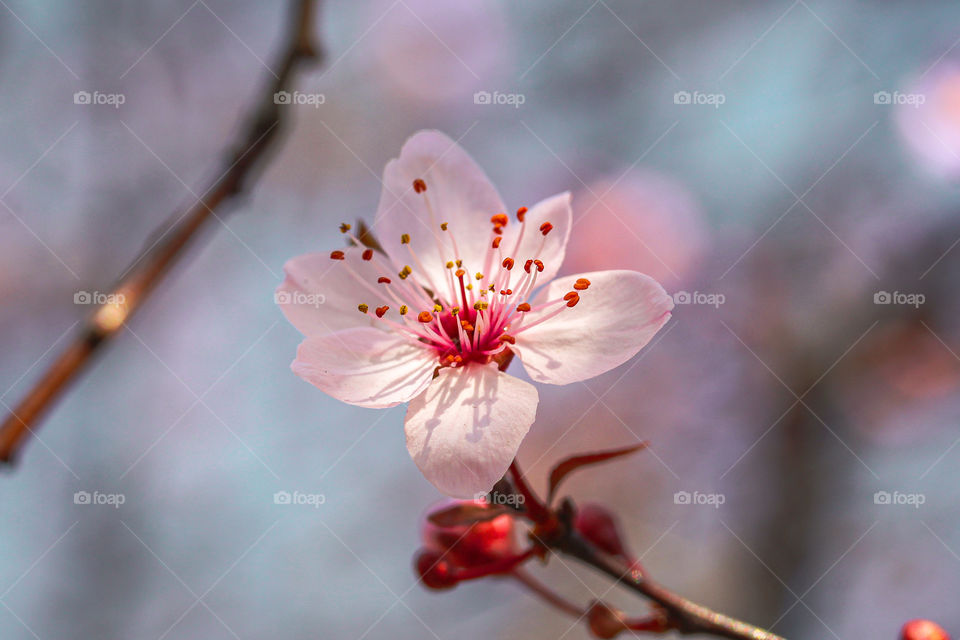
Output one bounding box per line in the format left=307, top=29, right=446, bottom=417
left=404, top=364, right=538, bottom=498
left=277, top=248, right=394, bottom=337
left=497, top=192, right=572, bottom=283
left=374, top=130, right=506, bottom=302
left=513, top=270, right=673, bottom=385
left=292, top=328, right=437, bottom=408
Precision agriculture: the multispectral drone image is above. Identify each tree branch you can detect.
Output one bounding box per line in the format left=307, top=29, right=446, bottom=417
left=0, top=0, right=322, bottom=464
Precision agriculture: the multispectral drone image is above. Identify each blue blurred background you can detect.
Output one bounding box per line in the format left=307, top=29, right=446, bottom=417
left=2, top=1, right=960, bottom=638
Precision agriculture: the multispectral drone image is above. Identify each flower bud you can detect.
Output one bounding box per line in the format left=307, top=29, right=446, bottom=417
left=901, top=620, right=950, bottom=640
left=587, top=601, right=629, bottom=639
left=415, top=550, right=458, bottom=590
left=575, top=503, right=630, bottom=559
left=422, top=499, right=518, bottom=568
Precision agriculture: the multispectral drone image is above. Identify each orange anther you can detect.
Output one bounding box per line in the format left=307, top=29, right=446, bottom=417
left=516, top=303, right=531, bottom=312
left=418, top=311, right=433, bottom=323
left=362, top=249, right=374, bottom=261
left=378, top=276, right=392, bottom=284
left=502, top=257, right=515, bottom=270
left=516, top=206, right=527, bottom=222
left=375, top=306, right=389, bottom=318
left=413, top=178, right=427, bottom=193
left=330, top=250, right=345, bottom=260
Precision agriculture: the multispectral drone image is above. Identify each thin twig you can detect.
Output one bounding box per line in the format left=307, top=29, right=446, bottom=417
left=553, top=532, right=786, bottom=640
left=0, top=0, right=321, bottom=464
left=507, top=461, right=786, bottom=640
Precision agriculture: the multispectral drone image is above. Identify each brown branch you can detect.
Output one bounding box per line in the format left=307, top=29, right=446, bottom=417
left=506, top=461, right=785, bottom=640
left=552, top=531, right=786, bottom=640
left=0, top=0, right=322, bottom=464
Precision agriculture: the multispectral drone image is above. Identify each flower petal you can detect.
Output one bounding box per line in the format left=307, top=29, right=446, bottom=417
left=374, top=130, right=506, bottom=301
left=513, top=270, right=673, bottom=385
left=405, top=364, right=539, bottom=498
left=498, top=192, right=572, bottom=283
left=292, top=328, right=437, bottom=408
left=277, top=247, right=394, bottom=337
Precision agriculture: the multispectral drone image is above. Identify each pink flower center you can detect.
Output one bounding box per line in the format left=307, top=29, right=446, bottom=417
left=331, top=179, right=589, bottom=369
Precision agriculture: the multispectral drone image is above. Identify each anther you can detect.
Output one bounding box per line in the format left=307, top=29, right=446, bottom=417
left=517, top=303, right=531, bottom=312
left=418, top=311, right=432, bottom=323
left=375, top=306, right=389, bottom=318
left=502, top=257, right=515, bottom=270
left=339, top=223, right=351, bottom=233
left=524, top=259, right=533, bottom=273
left=446, top=261, right=455, bottom=269
left=440, top=222, right=448, bottom=231
left=516, top=206, right=527, bottom=222
left=433, top=304, right=443, bottom=312
left=400, top=305, right=408, bottom=315
left=413, top=178, right=427, bottom=193
left=330, top=250, right=345, bottom=260
left=473, top=301, right=489, bottom=310
left=358, top=303, right=369, bottom=313
left=492, top=237, right=502, bottom=249
left=500, top=334, right=516, bottom=344
left=563, top=292, right=580, bottom=307
left=455, top=269, right=466, bottom=278
left=539, top=222, right=554, bottom=236
left=362, top=249, right=374, bottom=261
left=534, top=259, right=545, bottom=272
left=574, top=278, right=591, bottom=290
left=475, top=272, right=484, bottom=280
left=377, top=276, right=392, bottom=284
left=490, top=213, right=508, bottom=228
left=399, top=265, right=412, bottom=280
left=401, top=233, right=411, bottom=244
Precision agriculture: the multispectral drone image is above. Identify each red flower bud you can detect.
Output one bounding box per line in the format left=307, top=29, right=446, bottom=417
left=422, top=499, right=518, bottom=568
left=415, top=550, right=458, bottom=590
left=575, top=503, right=631, bottom=560
left=587, top=601, right=629, bottom=639
left=901, top=620, right=951, bottom=640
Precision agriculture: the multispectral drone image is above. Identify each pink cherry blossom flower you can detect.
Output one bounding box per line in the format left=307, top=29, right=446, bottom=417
left=277, top=131, right=673, bottom=497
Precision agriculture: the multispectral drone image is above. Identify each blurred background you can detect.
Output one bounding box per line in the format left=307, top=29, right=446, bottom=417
left=1, top=0, right=960, bottom=638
